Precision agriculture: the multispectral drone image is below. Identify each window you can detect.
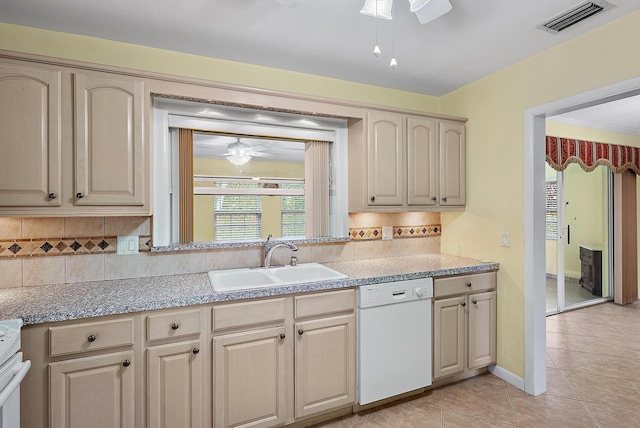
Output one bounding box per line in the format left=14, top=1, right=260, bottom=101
left=213, top=182, right=261, bottom=240
left=545, top=179, right=558, bottom=238
left=281, top=183, right=305, bottom=237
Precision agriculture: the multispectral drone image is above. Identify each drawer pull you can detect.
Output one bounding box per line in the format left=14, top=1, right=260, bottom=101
left=48, top=193, right=57, bottom=200
left=370, top=196, right=376, bottom=202
left=431, top=196, right=437, bottom=201
left=461, top=302, right=466, bottom=307
left=87, top=334, right=97, bottom=343
left=279, top=333, right=286, bottom=340
left=192, top=347, right=200, bottom=355
left=442, top=197, right=448, bottom=202
left=76, top=192, right=84, bottom=199
left=298, top=329, right=304, bottom=335
left=122, top=359, right=131, bottom=367
left=466, top=282, right=472, bottom=287
left=472, top=299, right=478, bottom=305
left=171, top=323, right=180, bottom=330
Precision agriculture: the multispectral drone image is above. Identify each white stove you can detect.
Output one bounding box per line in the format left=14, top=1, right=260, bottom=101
left=0, top=319, right=30, bottom=428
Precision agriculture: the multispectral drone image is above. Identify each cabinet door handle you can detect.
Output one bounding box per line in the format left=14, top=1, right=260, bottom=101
left=48, top=193, right=57, bottom=200
left=171, top=323, right=179, bottom=330
left=298, top=329, right=304, bottom=335
left=370, top=196, right=376, bottom=202
left=461, top=302, right=466, bottom=307
left=87, top=334, right=97, bottom=343
left=431, top=196, right=437, bottom=201
left=76, top=192, right=84, bottom=199
left=442, top=197, right=448, bottom=202
left=466, top=282, right=472, bottom=288
left=192, top=347, right=200, bottom=355
left=472, top=299, right=478, bottom=305
left=122, top=359, right=131, bottom=367
left=279, top=333, right=286, bottom=340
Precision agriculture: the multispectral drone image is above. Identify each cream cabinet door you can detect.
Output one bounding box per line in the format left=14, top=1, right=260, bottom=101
left=366, top=111, right=404, bottom=206
left=213, top=327, right=287, bottom=428
left=49, top=350, right=135, bottom=428
left=74, top=73, right=145, bottom=206
left=468, top=291, right=497, bottom=370
left=0, top=62, right=61, bottom=207
left=439, top=120, right=465, bottom=206
left=294, top=314, right=355, bottom=419
left=433, top=296, right=466, bottom=380
left=407, top=116, right=438, bottom=206
left=148, top=340, right=203, bottom=428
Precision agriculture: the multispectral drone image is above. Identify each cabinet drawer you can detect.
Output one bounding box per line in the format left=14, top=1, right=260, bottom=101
left=146, top=309, right=201, bottom=342
left=434, top=272, right=496, bottom=298
left=49, top=318, right=134, bottom=357
left=294, top=289, right=355, bottom=319
left=212, top=298, right=287, bottom=331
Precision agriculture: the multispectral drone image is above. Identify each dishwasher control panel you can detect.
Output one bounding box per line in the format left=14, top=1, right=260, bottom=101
left=358, top=277, right=433, bottom=309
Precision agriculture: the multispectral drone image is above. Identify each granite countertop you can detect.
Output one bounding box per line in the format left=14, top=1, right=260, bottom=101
left=0, top=254, right=499, bottom=325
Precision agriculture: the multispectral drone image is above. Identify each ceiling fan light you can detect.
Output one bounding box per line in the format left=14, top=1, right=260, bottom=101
left=360, top=0, right=393, bottom=19
left=227, top=155, right=251, bottom=166
left=410, top=0, right=452, bottom=24
left=373, top=45, right=381, bottom=57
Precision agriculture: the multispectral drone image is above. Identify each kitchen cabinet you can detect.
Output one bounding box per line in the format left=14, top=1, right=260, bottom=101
left=0, top=60, right=62, bottom=207
left=146, top=308, right=204, bottom=428
left=47, top=317, right=138, bottom=428
left=432, top=272, right=496, bottom=381
left=0, top=57, right=149, bottom=216
left=212, top=290, right=356, bottom=426
left=293, top=291, right=356, bottom=419
left=50, top=350, right=136, bottom=428
left=349, top=110, right=466, bottom=212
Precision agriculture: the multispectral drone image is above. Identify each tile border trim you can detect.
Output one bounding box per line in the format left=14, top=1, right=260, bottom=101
left=0, top=236, right=152, bottom=258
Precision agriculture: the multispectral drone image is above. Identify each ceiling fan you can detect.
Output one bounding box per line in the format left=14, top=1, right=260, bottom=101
left=271, top=0, right=452, bottom=24
left=223, top=139, right=285, bottom=166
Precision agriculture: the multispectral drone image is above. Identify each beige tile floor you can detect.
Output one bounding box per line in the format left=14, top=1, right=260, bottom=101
left=314, top=300, right=640, bottom=428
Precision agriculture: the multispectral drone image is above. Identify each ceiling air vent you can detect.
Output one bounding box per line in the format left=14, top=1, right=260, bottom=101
left=537, top=0, right=615, bottom=34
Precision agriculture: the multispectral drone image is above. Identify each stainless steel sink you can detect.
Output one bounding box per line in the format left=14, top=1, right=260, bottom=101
left=208, top=263, right=347, bottom=292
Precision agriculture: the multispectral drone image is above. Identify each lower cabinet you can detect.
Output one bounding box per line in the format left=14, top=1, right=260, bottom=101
left=213, top=327, right=287, bottom=428
left=295, top=314, right=355, bottom=419
left=49, top=350, right=136, bottom=428
left=212, top=289, right=356, bottom=427
left=432, top=272, right=497, bottom=381
left=147, top=340, right=204, bottom=428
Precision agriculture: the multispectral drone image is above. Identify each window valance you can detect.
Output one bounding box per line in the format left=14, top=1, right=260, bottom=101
left=545, top=136, right=640, bottom=174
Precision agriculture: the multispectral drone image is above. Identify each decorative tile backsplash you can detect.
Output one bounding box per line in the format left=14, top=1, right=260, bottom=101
left=0, top=236, right=152, bottom=258
left=349, top=224, right=441, bottom=241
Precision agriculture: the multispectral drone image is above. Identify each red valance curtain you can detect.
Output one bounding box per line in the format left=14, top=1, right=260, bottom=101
left=546, top=136, right=640, bottom=174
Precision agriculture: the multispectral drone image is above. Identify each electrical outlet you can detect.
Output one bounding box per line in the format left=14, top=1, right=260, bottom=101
left=117, top=235, right=139, bottom=255
left=382, top=226, right=393, bottom=241
left=501, top=232, right=510, bottom=248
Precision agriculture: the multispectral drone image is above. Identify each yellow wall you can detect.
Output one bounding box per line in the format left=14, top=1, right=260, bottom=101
left=4, top=11, right=640, bottom=380
left=440, top=11, right=640, bottom=377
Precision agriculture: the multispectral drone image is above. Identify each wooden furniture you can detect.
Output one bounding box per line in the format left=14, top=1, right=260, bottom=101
left=432, top=272, right=497, bottom=382
left=21, top=290, right=356, bottom=428
left=579, top=246, right=602, bottom=296
left=0, top=59, right=149, bottom=216
left=348, top=110, right=466, bottom=212
left=614, top=170, right=638, bottom=305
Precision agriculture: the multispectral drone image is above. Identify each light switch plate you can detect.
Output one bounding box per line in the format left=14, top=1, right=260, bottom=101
left=117, top=235, right=139, bottom=255
left=382, top=226, right=393, bottom=241
left=501, top=232, right=510, bottom=248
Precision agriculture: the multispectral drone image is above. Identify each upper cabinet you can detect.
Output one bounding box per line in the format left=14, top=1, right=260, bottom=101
left=74, top=73, right=145, bottom=207
left=349, top=110, right=466, bottom=212
left=0, top=59, right=149, bottom=217
left=0, top=61, right=62, bottom=207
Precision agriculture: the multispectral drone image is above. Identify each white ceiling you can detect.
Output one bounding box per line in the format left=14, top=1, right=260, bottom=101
left=550, top=95, right=640, bottom=136
left=2, top=0, right=640, bottom=97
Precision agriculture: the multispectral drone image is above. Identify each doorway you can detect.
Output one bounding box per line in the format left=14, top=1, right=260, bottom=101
left=545, top=162, right=613, bottom=314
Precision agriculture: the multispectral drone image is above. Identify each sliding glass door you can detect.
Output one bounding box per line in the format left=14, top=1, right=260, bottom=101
left=546, top=163, right=612, bottom=314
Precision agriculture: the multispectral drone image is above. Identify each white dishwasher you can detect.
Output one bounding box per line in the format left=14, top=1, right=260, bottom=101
left=358, top=277, right=433, bottom=405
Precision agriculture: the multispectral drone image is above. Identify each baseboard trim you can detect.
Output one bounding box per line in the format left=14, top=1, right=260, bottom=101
left=489, top=364, right=525, bottom=391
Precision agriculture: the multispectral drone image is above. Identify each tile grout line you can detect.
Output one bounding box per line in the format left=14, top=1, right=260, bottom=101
left=504, top=381, right=523, bottom=428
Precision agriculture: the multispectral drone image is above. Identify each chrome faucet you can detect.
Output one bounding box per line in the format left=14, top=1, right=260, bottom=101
left=264, top=235, right=298, bottom=268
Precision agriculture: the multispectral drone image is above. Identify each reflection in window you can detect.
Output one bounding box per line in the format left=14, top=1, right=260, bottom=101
left=545, top=179, right=558, bottom=238
left=213, top=182, right=262, bottom=240
left=281, top=183, right=305, bottom=237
